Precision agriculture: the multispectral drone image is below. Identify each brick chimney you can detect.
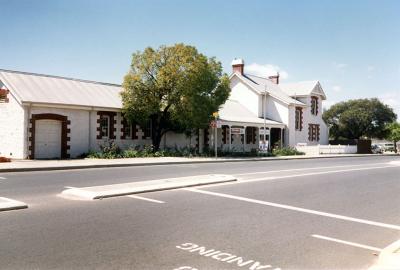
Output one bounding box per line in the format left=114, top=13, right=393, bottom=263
left=268, top=73, right=280, bottom=84
left=232, top=58, right=244, bottom=75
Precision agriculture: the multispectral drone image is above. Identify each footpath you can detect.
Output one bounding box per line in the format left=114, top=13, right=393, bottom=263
left=0, top=153, right=397, bottom=173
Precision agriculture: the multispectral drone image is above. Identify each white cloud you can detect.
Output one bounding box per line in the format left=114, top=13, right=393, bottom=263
left=333, top=62, right=348, bottom=70
left=367, top=65, right=375, bottom=72
left=379, top=92, right=400, bottom=120
left=322, top=100, right=337, bottom=111
left=245, top=63, right=289, bottom=80
left=332, top=85, right=342, bottom=92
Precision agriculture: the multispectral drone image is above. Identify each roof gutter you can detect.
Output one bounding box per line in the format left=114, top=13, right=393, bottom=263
left=21, top=101, right=121, bottom=112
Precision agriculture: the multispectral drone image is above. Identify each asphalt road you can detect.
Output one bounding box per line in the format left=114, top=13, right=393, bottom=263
left=0, top=155, right=399, bottom=269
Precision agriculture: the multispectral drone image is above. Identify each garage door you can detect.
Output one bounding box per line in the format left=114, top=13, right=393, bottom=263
left=34, top=120, right=62, bottom=159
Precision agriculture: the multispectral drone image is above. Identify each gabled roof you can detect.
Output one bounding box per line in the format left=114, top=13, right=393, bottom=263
left=230, top=72, right=306, bottom=106
left=219, top=99, right=285, bottom=127
left=279, top=80, right=326, bottom=100
left=0, top=69, right=123, bottom=109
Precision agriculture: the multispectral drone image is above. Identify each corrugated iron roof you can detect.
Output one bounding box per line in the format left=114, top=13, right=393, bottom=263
left=0, top=69, right=123, bottom=109
left=234, top=73, right=306, bottom=106
left=280, top=80, right=326, bottom=100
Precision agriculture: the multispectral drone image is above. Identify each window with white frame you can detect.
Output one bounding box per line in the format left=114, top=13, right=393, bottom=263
left=311, top=97, right=318, bottom=115
left=308, top=124, right=320, bottom=141
left=124, top=122, right=132, bottom=139
left=295, top=107, right=303, bottom=131
left=100, top=115, right=110, bottom=138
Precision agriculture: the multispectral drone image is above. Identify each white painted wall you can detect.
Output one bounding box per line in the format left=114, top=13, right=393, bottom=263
left=296, top=145, right=357, bottom=155
left=30, top=107, right=91, bottom=158
left=292, top=96, right=329, bottom=146
left=95, top=112, right=152, bottom=152
left=162, top=131, right=196, bottom=150
left=28, top=109, right=156, bottom=158
left=264, top=96, right=289, bottom=125
left=229, top=76, right=259, bottom=116
left=0, top=91, right=26, bottom=159
left=287, top=106, right=296, bottom=147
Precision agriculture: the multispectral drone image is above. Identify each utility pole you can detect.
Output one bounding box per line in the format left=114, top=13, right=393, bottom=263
left=212, top=112, right=219, bottom=159
left=264, top=85, right=267, bottom=151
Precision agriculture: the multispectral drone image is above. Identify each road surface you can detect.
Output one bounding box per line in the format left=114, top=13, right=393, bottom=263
left=0, top=155, right=399, bottom=269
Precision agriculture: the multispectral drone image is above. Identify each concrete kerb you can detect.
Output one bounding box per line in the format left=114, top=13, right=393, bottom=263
left=369, top=239, right=400, bottom=270
left=1, top=154, right=398, bottom=173
left=61, top=174, right=237, bottom=200
left=0, top=197, right=28, bottom=212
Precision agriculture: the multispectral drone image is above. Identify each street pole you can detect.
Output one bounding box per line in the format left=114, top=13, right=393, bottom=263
left=264, top=85, right=267, bottom=151
left=215, top=125, right=217, bottom=159
left=212, top=112, right=219, bottom=159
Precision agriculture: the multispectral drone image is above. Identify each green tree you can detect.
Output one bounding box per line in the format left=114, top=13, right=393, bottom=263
left=121, top=44, right=230, bottom=151
left=323, top=98, right=397, bottom=140
left=386, top=122, right=400, bottom=153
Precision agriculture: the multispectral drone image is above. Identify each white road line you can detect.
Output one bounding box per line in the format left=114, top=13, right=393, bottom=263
left=193, top=164, right=399, bottom=190
left=184, top=188, right=400, bottom=231
left=234, top=162, right=388, bottom=176
left=240, top=165, right=397, bottom=183
left=127, top=195, right=165, bottom=204
left=311, top=234, right=382, bottom=252
left=0, top=177, right=6, bottom=180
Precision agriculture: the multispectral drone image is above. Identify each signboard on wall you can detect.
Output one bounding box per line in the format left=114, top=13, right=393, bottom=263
left=259, top=129, right=270, bottom=135
left=231, top=128, right=245, bottom=135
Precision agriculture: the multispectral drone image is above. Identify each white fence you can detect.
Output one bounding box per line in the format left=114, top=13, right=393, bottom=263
left=296, top=144, right=357, bottom=155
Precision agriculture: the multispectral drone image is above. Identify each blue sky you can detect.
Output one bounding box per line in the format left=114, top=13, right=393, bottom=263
left=1, top=0, right=399, bottom=118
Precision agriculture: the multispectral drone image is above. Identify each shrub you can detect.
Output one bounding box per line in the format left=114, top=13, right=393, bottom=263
left=272, top=147, right=305, bottom=156
left=122, top=149, right=139, bottom=158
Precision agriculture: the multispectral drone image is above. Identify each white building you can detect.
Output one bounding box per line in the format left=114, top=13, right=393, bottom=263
left=0, top=60, right=328, bottom=159
left=215, top=59, right=328, bottom=152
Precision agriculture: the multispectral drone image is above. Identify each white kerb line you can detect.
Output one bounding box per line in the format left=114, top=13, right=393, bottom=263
left=311, top=234, right=382, bottom=252
left=127, top=195, right=165, bottom=204
left=184, top=188, right=400, bottom=231
left=0, top=177, right=6, bottom=180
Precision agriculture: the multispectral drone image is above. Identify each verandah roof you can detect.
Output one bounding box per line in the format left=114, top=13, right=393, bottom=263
left=218, top=99, right=285, bottom=128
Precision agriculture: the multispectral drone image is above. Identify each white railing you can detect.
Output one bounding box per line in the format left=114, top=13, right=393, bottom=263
left=296, top=144, right=357, bottom=155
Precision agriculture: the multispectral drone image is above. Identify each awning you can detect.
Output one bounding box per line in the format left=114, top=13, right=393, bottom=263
left=218, top=99, right=285, bottom=128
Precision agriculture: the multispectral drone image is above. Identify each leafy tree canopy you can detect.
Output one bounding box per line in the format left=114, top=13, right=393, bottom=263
left=121, top=43, right=230, bottom=150
left=322, top=98, right=397, bottom=140
left=386, top=122, right=400, bottom=153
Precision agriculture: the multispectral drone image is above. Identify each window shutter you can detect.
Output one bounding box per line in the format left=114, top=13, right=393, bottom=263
left=133, top=122, right=138, bottom=139
left=246, top=127, right=250, bottom=144
left=222, top=126, right=227, bottom=144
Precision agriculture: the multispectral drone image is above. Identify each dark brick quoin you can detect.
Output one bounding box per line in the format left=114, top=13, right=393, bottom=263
left=29, top=113, right=70, bottom=159
left=0, top=89, right=9, bottom=103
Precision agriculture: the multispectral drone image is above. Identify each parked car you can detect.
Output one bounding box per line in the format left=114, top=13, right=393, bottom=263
left=379, top=143, right=395, bottom=152
left=371, top=144, right=383, bottom=154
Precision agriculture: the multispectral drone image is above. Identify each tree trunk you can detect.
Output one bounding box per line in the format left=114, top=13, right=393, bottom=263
left=151, top=114, right=168, bottom=152
left=394, top=140, right=398, bottom=153
left=152, top=125, right=163, bottom=152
